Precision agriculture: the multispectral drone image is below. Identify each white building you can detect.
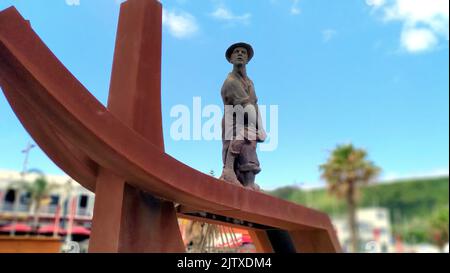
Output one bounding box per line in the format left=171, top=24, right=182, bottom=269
left=333, top=207, right=394, bottom=253
left=0, top=169, right=95, bottom=227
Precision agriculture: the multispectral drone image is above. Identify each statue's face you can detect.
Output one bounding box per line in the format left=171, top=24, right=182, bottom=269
left=230, top=47, right=249, bottom=66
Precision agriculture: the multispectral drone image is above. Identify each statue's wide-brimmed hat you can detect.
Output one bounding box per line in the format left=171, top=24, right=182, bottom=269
left=226, top=42, right=254, bottom=63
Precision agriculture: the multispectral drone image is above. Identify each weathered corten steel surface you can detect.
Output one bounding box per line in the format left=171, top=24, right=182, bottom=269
left=0, top=0, right=341, bottom=253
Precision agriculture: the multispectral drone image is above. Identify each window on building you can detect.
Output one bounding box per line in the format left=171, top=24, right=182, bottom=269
left=20, top=192, right=31, bottom=206
left=50, top=195, right=59, bottom=206
left=359, top=222, right=371, bottom=233
left=4, top=189, right=16, bottom=203
left=3, top=189, right=16, bottom=211
left=79, top=195, right=88, bottom=209
left=78, top=195, right=89, bottom=216
left=46, top=195, right=60, bottom=214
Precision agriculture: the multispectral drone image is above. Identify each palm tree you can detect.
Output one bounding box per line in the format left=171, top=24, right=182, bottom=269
left=10, top=175, right=58, bottom=232
left=29, top=176, right=59, bottom=231
left=319, top=144, right=380, bottom=253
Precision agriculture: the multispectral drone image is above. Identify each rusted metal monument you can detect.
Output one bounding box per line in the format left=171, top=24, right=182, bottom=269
left=0, top=0, right=341, bottom=253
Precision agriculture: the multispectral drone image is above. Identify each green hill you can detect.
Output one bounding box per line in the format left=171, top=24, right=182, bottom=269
left=268, top=176, right=449, bottom=243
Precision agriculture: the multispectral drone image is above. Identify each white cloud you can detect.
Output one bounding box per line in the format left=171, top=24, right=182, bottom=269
left=366, top=0, right=385, bottom=8
left=367, top=0, right=449, bottom=53
left=401, top=28, right=438, bottom=52
left=210, top=7, right=251, bottom=24
left=162, top=9, right=199, bottom=39
left=322, top=29, right=338, bottom=43
left=291, top=0, right=301, bottom=15
left=65, top=0, right=80, bottom=6
left=291, top=7, right=301, bottom=15
left=384, top=0, right=448, bottom=24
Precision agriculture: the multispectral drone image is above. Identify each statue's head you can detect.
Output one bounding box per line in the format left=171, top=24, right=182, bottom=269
left=226, top=42, right=254, bottom=66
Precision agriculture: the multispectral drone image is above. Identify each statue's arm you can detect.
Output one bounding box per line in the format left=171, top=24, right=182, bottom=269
left=250, top=82, right=267, bottom=142
left=221, top=80, right=250, bottom=106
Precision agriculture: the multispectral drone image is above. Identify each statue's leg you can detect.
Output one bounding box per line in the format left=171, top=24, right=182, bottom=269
left=241, top=172, right=255, bottom=187
left=241, top=171, right=260, bottom=191
left=238, top=141, right=261, bottom=191
left=220, top=141, right=241, bottom=186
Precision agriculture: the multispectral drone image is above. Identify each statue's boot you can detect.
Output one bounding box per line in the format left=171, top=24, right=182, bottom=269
left=242, top=171, right=261, bottom=191
left=220, top=153, right=242, bottom=186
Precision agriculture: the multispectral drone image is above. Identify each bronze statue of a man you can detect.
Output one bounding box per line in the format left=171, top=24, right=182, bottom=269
left=220, top=42, right=266, bottom=191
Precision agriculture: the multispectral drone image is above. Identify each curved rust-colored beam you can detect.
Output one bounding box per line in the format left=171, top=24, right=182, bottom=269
left=1, top=83, right=98, bottom=191
left=0, top=8, right=98, bottom=192
left=0, top=7, right=341, bottom=252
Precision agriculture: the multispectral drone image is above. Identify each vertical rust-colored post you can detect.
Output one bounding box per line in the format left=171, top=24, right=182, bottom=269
left=248, top=230, right=274, bottom=253
left=89, top=0, right=185, bottom=253
left=289, top=229, right=341, bottom=253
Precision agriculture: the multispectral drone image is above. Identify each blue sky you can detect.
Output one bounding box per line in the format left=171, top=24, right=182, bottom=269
left=0, top=0, right=448, bottom=190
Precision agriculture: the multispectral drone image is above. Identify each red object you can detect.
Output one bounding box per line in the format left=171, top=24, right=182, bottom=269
left=395, top=235, right=404, bottom=253
left=373, top=228, right=381, bottom=241
left=215, top=231, right=253, bottom=248
left=71, top=226, right=91, bottom=236
left=242, top=233, right=253, bottom=244
left=38, top=224, right=65, bottom=234
left=62, top=225, right=90, bottom=236
left=0, top=223, right=32, bottom=233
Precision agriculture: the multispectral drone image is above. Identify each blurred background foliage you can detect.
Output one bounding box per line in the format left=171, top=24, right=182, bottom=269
left=269, top=176, right=449, bottom=245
